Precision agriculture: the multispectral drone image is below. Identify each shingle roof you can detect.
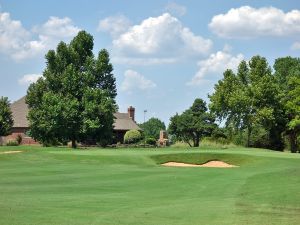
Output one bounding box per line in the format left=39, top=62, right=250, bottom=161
left=11, top=96, right=140, bottom=131
left=11, top=96, right=29, bottom=128
left=113, top=113, right=141, bottom=130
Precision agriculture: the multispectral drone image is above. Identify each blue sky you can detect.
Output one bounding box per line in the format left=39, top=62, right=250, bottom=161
left=0, top=0, right=299, bottom=125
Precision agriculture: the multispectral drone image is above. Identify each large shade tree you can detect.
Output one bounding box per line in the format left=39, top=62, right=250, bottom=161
left=26, top=31, right=117, bottom=148
left=274, top=57, right=300, bottom=152
left=168, top=98, right=216, bottom=147
left=0, top=96, right=13, bottom=136
left=209, top=56, right=283, bottom=149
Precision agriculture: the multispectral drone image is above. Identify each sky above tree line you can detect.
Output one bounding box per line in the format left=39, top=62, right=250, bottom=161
left=0, top=0, right=299, bottom=124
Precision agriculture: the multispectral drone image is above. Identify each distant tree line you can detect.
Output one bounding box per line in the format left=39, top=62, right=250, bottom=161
left=1, top=31, right=299, bottom=152
left=168, top=56, right=300, bottom=152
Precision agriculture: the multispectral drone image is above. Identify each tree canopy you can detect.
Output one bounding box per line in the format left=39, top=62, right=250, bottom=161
left=139, top=117, right=166, bottom=139
left=209, top=55, right=300, bottom=152
left=26, top=31, right=117, bottom=148
left=168, top=98, right=216, bottom=147
left=274, top=57, right=300, bottom=152
left=0, top=96, right=13, bottom=136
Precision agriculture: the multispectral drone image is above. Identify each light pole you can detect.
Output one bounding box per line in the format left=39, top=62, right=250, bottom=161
left=143, top=110, right=147, bottom=147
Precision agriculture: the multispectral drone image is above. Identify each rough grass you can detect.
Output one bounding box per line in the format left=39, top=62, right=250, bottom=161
left=0, top=146, right=300, bottom=225
left=171, top=139, right=238, bottom=149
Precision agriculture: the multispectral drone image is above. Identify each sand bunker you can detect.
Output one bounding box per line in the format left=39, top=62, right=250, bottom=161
left=0, top=151, right=23, bottom=154
left=162, top=160, right=238, bottom=168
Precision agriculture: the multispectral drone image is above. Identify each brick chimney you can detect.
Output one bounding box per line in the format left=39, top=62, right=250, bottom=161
left=128, top=106, right=135, bottom=121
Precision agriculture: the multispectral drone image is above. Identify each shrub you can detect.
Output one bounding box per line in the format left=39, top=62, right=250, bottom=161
left=146, top=137, right=157, bottom=146
left=200, top=137, right=237, bottom=149
left=16, top=135, right=22, bottom=145
left=6, top=140, right=19, bottom=146
left=124, top=130, right=142, bottom=144
left=170, top=141, right=190, bottom=148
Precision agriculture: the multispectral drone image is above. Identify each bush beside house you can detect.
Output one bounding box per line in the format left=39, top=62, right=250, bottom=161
left=124, top=130, right=142, bottom=144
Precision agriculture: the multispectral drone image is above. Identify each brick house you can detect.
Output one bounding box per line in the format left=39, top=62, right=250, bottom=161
left=1, top=97, right=140, bottom=145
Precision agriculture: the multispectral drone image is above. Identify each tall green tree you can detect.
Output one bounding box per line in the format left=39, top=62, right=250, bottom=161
left=168, top=98, right=216, bottom=147
left=274, top=57, right=300, bottom=152
left=286, top=76, right=300, bottom=152
left=139, top=117, right=166, bottom=139
left=0, top=96, right=13, bottom=136
left=26, top=31, right=117, bottom=148
left=95, top=49, right=117, bottom=100
left=209, top=56, right=282, bottom=149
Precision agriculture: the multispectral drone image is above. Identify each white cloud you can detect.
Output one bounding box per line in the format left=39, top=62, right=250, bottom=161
left=0, top=12, right=31, bottom=59
left=112, top=13, right=212, bottom=65
left=112, top=56, right=177, bottom=66
left=18, top=74, right=42, bottom=85
left=165, top=2, right=187, bottom=16
left=35, top=16, right=80, bottom=39
left=291, top=42, right=300, bottom=50
left=0, top=12, right=80, bottom=61
left=121, top=70, right=157, bottom=92
left=97, top=15, right=131, bottom=37
left=187, top=49, right=244, bottom=86
left=209, top=6, right=300, bottom=38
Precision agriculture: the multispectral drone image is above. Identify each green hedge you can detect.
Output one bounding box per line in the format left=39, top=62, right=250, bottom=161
left=124, top=130, right=142, bottom=144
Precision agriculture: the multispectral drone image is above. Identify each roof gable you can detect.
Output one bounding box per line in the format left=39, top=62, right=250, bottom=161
left=11, top=96, right=140, bottom=131
left=11, top=96, right=29, bottom=128
left=113, top=112, right=141, bottom=131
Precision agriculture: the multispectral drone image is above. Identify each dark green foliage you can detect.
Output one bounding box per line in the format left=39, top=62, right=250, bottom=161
left=16, top=135, right=22, bottom=145
left=124, top=130, right=142, bottom=144
left=209, top=55, right=300, bottom=152
left=146, top=137, right=157, bottom=146
left=168, top=98, right=217, bottom=147
left=0, top=96, right=13, bottom=136
left=274, top=57, right=300, bottom=152
left=6, top=140, right=18, bottom=146
left=95, top=49, right=117, bottom=100
left=209, top=56, right=283, bottom=150
left=211, top=127, right=227, bottom=139
left=26, top=31, right=117, bottom=148
left=139, top=117, right=166, bottom=139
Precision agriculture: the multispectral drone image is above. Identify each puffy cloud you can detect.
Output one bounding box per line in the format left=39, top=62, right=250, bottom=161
left=35, top=16, right=80, bottom=39
left=0, top=12, right=80, bottom=61
left=97, top=15, right=131, bottom=37
left=291, top=42, right=300, bottom=51
left=187, top=49, right=244, bottom=86
left=209, top=6, right=300, bottom=38
left=121, top=70, right=157, bottom=92
left=112, top=13, right=212, bottom=65
left=165, top=2, right=187, bottom=16
left=0, top=12, right=31, bottom=59
left=112, top=56, right=177, bottom=66
left=18, top=74, right=42, bottom=85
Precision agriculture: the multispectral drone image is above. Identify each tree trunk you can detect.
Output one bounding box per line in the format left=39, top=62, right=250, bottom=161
left=247, top=126, right=252, bottom=147
left=71, top=138, right=77, bottom=149
left=194, top=137, right=200, bottom=147
left=289, top=132, right=297, bottom=153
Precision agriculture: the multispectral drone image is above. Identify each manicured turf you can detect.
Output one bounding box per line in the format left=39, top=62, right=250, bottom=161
left=0, top=146, right=300, bottom=225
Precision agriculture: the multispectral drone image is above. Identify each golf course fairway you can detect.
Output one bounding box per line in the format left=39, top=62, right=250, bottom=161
left=0, top=146, right=300, bottom=225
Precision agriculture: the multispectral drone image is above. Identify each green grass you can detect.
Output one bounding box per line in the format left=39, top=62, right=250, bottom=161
left=0, top=146, right=300, bottom=225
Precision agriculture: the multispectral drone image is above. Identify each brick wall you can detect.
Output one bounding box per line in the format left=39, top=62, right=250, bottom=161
left=2, top=127, right=39, bottom=145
